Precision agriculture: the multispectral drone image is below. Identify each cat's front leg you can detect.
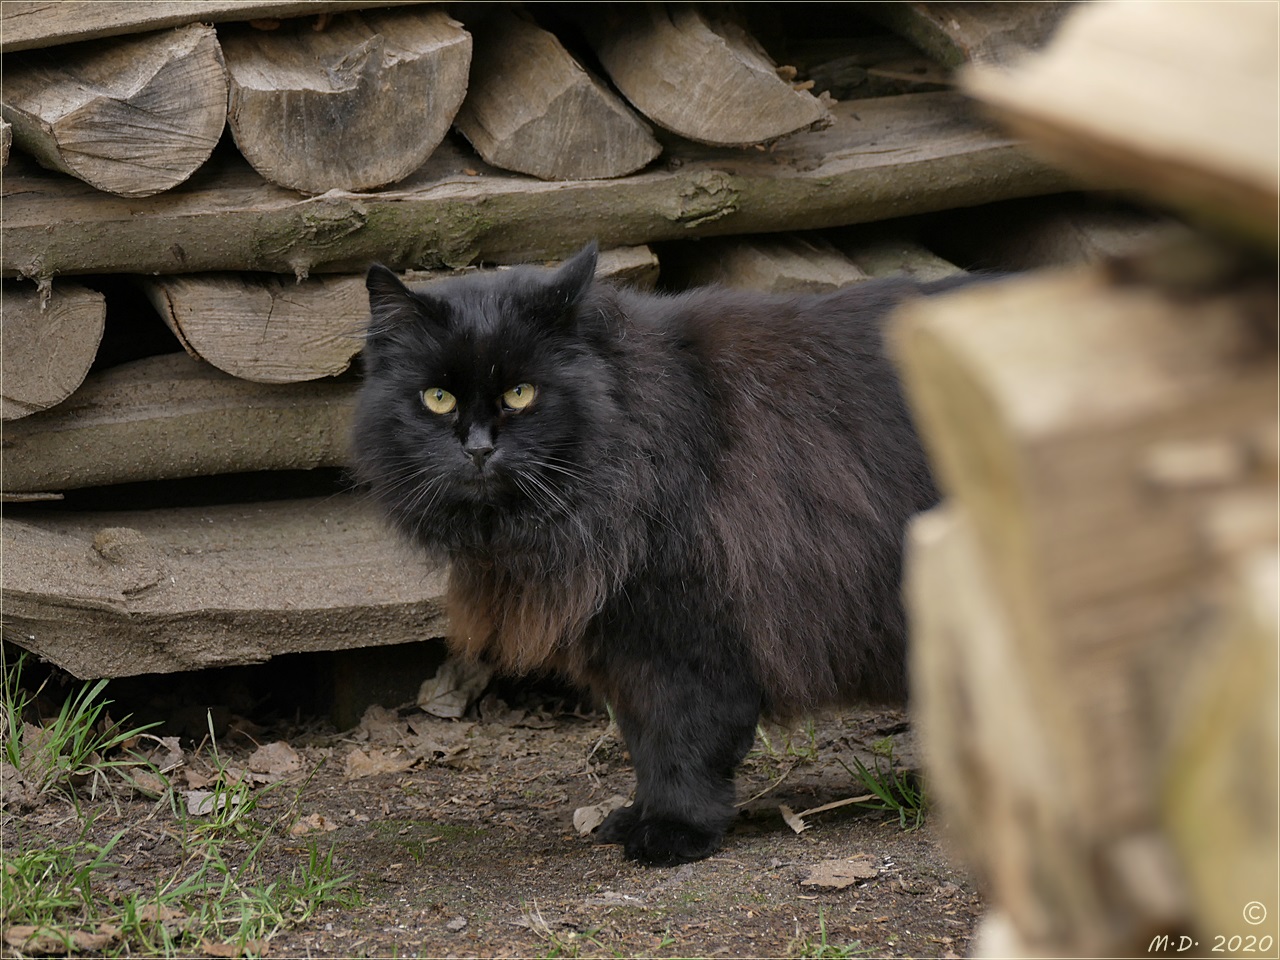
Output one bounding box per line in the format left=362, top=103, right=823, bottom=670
left=597, top=655, right=761, bottom=866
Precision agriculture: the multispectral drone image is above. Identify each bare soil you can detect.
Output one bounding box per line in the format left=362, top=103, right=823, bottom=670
left=7, top=685, right=982, bottom=959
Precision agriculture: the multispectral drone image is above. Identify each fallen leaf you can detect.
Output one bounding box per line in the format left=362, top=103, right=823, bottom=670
left=572, top=795, right=630, bottom=835
left=199, top=938, right=266, bottom=957
left=445, top=916, right=468, bottom=932
left=344, top=747, right=415, bottom=779
left=136, top=904, right=187, bottom=923
left=800, top=855, right=880, bottom=889
left=184, top=789, right=241, bottom=817
left=247, top=741, right=301, bottom=778
left=290, top=812, right=340, bottom=836
left=780, top=804, right=808, bottom=834
left=2, top=925, right=118, bottom=954
left=417, top=658, right=493, bottom=719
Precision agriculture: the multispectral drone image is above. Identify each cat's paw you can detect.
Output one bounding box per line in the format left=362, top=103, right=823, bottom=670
left=623, top=818, right=721, bottom=866
left=593, top=803, right=640, bottom=845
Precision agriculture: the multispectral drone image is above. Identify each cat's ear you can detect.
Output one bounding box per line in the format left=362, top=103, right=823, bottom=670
left=365, top=263, right=446, bottom=339
left=543, top=242, right=599, bottom=319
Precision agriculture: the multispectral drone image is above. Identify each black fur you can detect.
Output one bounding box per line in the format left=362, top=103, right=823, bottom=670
left=352, top=244, right=965, bottom=865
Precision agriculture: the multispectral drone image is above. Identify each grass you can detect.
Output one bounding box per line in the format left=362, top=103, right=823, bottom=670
left=840, top=739, right=927, bottom=831
left=1, top=651, right=357, bottom=958
left=787, top=908, right=872, bottom=959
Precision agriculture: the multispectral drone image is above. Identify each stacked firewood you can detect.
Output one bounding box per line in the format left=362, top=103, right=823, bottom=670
left=2, top=1, right=1085, bottom=678
left=893, top=2, right=1277, bottom=956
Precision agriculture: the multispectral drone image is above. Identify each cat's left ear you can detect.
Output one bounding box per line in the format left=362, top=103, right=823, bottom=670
left=544, top=242, right=599, bottom=319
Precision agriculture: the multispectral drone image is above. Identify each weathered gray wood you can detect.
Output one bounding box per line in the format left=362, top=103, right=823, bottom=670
left=836, top=238, right=963, bottom=281
left=1, top=119, right=11, bottom=167
left=964, top=1, right=1279, bottom=251
left=581, top=4, right=829, bottom=147
left=140, top=245, right=657, bottom=384
left=0, top=1, right=429, bottom=53
left=1, top=495, right=448, bottom=678
left=1, top=280, right=105, bottom=421
left=1, top=91, right=1073, bottom=279
left=868, top=1, right=1074, bottom=69
left=666, top=235, right=868, bottom=292
left=0, top=24, right=227, bottom=197
left=788, top=36, right=950, bottom=101
left=0, top=352, right=355, bottom=495
left=454, top=8, right=660, bottom=181
left=221, top=8, right=471, bottom=194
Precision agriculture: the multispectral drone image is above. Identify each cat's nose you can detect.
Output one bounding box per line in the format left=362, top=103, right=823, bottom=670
left=463, top=426, right=496, bottom=469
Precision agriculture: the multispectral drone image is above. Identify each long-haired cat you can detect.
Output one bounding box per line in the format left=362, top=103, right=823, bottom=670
left=352, top=243, right=963, bottom=865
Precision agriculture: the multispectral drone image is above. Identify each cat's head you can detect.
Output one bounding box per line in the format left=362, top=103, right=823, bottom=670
left=352, top=244, right=624, bottom=538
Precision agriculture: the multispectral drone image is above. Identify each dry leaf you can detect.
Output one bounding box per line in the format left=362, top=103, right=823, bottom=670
left=247, top=741, right=301, bottom=778
left=800, top=855, right=880, bottom=889
left=3, top=925, right=118, bottom=954
left=780, top=804, right=809, bottom=834
left=290, top=812, right=340, bottom=836
left=572, top=795, right=631, bottom=835
left=200, top=938, right=266, bottom=957
left=344, top=747, right=415, bottom=779
left=184, top=789, right=240, bottom=817
left=417, top=658, right=493, bottom=719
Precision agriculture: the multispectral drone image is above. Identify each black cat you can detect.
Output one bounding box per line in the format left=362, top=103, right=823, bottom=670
left=352, top=243, right=961, bottom=865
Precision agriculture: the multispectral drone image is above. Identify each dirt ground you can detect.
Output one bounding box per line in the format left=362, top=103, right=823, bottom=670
left=6, top=676, right=983, bottom=959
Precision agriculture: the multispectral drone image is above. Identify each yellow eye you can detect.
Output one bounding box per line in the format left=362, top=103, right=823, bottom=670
left=421, top=387, right=456, bottom=415
left=502, top=383, right=537, bottom=411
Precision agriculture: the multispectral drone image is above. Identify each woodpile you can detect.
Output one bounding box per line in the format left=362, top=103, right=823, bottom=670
left=893, top=2, right=1278, bottom=956
left=0, top=0, right=1137, bottom=700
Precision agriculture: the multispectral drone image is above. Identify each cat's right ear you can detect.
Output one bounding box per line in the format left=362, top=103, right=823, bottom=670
left=364, top=264, right=447, bottom=341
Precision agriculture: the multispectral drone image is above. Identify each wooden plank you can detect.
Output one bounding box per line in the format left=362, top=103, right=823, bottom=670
left=454, top=7, right=659, bottom=181
left=580, top=4, right=829, bottom=147
left=221, top=8, right=471, bottom=194
left=140, top=245, right=658, bottom=384
left=664, top=235, right=868, bottom=293
left=0, top=1, right=429, bottom=53
left=867, top=2, right=1074, bottom=69
left=1, top=280, right=104, bottom=420
left=0, top=352, right=355, bottom=495
left=0, top=91, right=1073, bottom=279
left=963, top=1, right=1279, bottom=251
left=1, top=495, right=448, bottom=678
left=0, top=24, right=227, bottom=197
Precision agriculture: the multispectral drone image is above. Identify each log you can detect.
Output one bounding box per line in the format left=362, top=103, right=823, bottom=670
left=1, top=280, right=104, bottom=420
left=787, top=35, right=950, bottom=102
left=894, top=266, right=1278, bottom=954
left=1, top=118, right=11, bottom=167
left=1, top=495, right=448, bottom=678
left=963, top=1, right=1279, bottom=251
left=1, top=91, right=1073, bottom=279
left=140, top=245, right=658, bottom=384
left=867, top=1, right=1074, bottom=69
left=1163, top=548, right=1279, bottom=950
left=453, top=8, right=660, bottom=181
left=579, top=4, right=830, bottom=147
left=836, top=237, right=963, bottom=282
left=0, top=352, right=355, bottom=495
left=0, top=1, right=428, bottom=53
left=664, top=235, right=868, bottom=293
left=0, top=24, right=227, bottom=198
left=220, top=8, right=471, bottom=194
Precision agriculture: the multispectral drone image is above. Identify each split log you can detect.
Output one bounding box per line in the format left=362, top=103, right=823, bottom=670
left=1, top=119, right=11, bottom=167
left=220, top=8, right=471, bottom=194
left=1, top=495, right=448, bottom=678
left=454, top=8, right=659, bottom=181
left=867, top=1, right=1073, bottom=68
left=664, top=235, right=868, bottom=293
left=1, top=280, right=105, bottom=421
left=0, top=1, right=426, bottom=53
left=0, top=352, right=355, bottom=495
left=836, top=238, right=962, bottom=282
left=1, top=91, right=1073, bottom=278
left=1163, top=548, right=1279, bottom=949
left=964, top=1, right=1279, bottom=251
left=894, top=266, right=1278, bottom=955
left=0, top=24, right=227, bottom=197
left=140, top=245, right=657, bottom=384
left=579, top=4, right=830, bottom=147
